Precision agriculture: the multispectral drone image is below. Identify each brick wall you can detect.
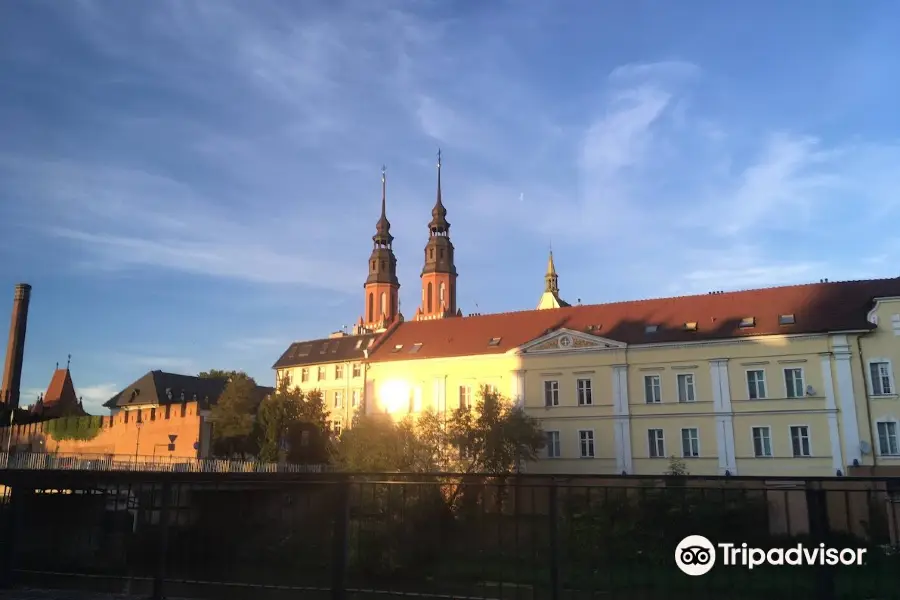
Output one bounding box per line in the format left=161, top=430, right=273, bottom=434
left=2, top=403, right=204, bottom=459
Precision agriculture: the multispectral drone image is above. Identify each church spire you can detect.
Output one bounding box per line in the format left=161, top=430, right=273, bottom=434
left=536, top=247, right=569, bottom=310
left=416, top=149, right=458, bottom=321
left=362, top=165, right=400, bottom=332
left=429, top=149, right=449, bottom=233
left=373, top=165, right=393, bottom=246
left=545, top=249, right=559, bottom=294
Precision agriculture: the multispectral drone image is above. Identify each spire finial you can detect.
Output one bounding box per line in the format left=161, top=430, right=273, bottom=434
left=374, top=164, right=392, bottom=243
left=66, top=354, right=71, bottom=370
left=55, top=361, right=59, bottom=371
left=381, top=165, right=387, bottom=217
left=545, top=248, right=559, bottom=294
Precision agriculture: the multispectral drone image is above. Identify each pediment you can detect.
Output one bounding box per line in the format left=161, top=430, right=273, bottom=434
left=515, top=328, right=626, bottom=354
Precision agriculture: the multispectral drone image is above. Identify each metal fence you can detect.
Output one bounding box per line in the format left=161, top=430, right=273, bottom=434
left=0, top=451, right=329, bottom=474
left=1, top=470, right=899, bottom=600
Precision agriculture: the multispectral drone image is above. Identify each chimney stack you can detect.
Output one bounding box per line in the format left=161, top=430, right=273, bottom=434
left=1, top=283, right=32, bottom=410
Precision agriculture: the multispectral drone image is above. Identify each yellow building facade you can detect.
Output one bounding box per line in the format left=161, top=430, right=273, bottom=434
left=362, top=279, right=900, bottom=478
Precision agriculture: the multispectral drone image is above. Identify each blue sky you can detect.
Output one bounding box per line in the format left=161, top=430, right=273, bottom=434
left=2, top=0, right=900, bottom=414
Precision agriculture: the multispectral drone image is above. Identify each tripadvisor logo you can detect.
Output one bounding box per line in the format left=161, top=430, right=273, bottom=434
left=675, top=535, right=867, bottom=576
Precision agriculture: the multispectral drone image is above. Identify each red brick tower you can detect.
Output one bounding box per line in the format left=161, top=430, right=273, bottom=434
left=415, top=150, right=458, bottom=321
left=1, top=283, right=32, bottom=409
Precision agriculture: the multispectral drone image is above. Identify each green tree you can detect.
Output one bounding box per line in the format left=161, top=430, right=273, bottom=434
left=209, top=372, right=260, bottom=458
left=257, top=382, right=330, bottom=464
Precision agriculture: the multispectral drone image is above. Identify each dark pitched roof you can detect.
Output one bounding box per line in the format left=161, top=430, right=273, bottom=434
left=368, top=278, right=900, bottom=362
left=272, top=332, right=380, bottom=369
left=102, top=371, right=273, bottom=409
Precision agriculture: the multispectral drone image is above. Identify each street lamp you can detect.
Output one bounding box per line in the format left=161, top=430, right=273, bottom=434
left=134, top=420, right=143, bottom=467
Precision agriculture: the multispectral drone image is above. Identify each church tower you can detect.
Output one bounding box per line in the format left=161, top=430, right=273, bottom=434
left=415, top=150, right=459, bottom=321
left=359, top=167, right=400, bottom=332
left=536, top=250, right=570, bottom=310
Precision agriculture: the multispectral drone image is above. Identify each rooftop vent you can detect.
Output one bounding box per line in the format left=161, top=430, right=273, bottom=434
left=488, top=337, right=502, bottom=346
left=645, top=325, right=659, bottom=334
left=779, top=314, right=796, bottom=325
left=739, top=317, right=756, bottom=328
left=391, top=344, right=403, bottom=353
left=684, top=322, right=698, bottom=331
left=409, top=343, right=423, bottom=353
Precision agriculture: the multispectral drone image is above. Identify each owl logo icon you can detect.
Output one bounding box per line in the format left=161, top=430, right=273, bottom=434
left=675, top=535, right=716, bottom=576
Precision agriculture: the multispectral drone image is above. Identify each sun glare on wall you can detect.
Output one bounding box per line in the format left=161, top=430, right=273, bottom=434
left=378, top=380, right=410, bottom=414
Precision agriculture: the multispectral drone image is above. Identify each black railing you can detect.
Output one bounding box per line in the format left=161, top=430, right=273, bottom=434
left=1, top=470, right=899, bottom=599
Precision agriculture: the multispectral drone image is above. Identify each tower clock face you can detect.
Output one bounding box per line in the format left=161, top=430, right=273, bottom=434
left=558, top=335, right=573, bottom=348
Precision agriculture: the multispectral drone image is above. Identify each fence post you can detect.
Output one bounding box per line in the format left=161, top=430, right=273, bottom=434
left=0, top=480, right=19, bottom=589
left=151, top=479, right=172, bottom=600
left=805, top=483, right=835, bottom=600
left=548, top=478, right=561, bottom=600
left=331, top=475, right=351, bottom=600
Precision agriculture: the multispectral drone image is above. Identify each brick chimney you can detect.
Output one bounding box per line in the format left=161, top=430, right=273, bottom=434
left=1, top=283, right=32, bottom=410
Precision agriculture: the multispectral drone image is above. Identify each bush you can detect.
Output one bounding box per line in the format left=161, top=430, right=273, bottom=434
left=46, top=416, right=102, bottom=441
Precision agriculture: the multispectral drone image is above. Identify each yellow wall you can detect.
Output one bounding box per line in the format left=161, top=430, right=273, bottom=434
left=858, top=298, right=900, bottom=470
left=276, top=361, right=365, bottom=433
left=366, top=354, right=521, bottom=418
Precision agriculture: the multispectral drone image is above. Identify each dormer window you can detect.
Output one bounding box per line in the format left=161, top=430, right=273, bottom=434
left=355, top=339, right=363, bottom=349
left=391, top=344, right=403, bottom=353
left=645, top=325, right=659, bottom=334
left=684, top=322, right=698, bottom=332
left=779, top=314, right=795, bottom=325
left=488, top=337, right=502, bottom=346
left=410, top=343, right=423, bottom=353
left=739, top=317, right=756, bottom=328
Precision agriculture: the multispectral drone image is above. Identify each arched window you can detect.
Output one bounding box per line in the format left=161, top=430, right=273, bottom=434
left=427, top=282, right=433, bottom=313
left=440, top=282, right=445, bottom=307
left=368, top=292, right=374, bottom=323
left=380, top=292, right=386, bottom=317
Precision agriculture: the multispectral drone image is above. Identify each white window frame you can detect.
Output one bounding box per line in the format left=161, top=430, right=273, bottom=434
left=317, top=366, right=326, bottom=382
left=681, top=427, right=700, bottom=458
left=578, top=429, right=595, bottom=458
left=867, top=359, right=895, bottom=396
left=544, top=380, right=559, bottom=407
left=644, top=374, right=662, bottom=404
left=676, top=373, right=696, bottom=403
left=301, top=368, right=309, bottom=383
left=783, top=367, right=805, bottom=399
left=334, top=390, right=343, bottom=409
left=546, top=430, right=561, bottom=458
left=875, top=419, right=900, bottom=456
left=751, top=426, right=773, bottom=457
left=335, top=364, right=344, bottom=379
left=485, top=383, right=499, bottom=395
left=352, top=363, right=362, bottom=378
left=333, top=420, right=342, bottom=437
left=648, top=428, right=665, bottom=458
left=789, top=425, right=811, bottom=457
left=576, top=378, right=593, bottom=406
left=746, top=369, right=767, bottom=399
left=459, top=385, right=472, bottom=409
left=351, top=390, right=360, bottom=408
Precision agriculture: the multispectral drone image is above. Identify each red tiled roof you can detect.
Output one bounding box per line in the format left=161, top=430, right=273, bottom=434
left=43, top=368, right=77, bottom=406
left=368, top=279, right=900, bottom=362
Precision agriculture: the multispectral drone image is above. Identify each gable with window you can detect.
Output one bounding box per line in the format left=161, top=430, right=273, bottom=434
left=747, top=370, right=767, bottom=399
left=752, top=426, right=772, bottom=457
left=677, top=373, right=695, bottom=403
left=869, top=360, right=894, bottom=396
left=876, top=421, right=899, bottom=456
left=648, top=428, right=665, bottom=458
left=644, top=375, right=661, bottom=404
left=681, top=428, right=699, bottom=458
left=578, top=430, right=595, bottom=458
left=544, top=380, right=559, bottom=407
left=790, top=425, right=811, bottom=457
left=784, top=368, right=804, bottom=398
left=576, top=378, right=593, bottom=406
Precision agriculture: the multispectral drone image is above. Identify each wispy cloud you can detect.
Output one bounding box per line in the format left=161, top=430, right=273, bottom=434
left=77, top=383, right=120, bottom=415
